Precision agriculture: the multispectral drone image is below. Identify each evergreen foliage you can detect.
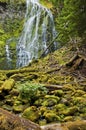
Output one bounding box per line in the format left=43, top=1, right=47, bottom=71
left=51, top=0, right=86, bottom=45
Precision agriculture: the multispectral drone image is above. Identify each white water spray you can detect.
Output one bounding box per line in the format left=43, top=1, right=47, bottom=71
left=16, top=0, right=57, bottom=68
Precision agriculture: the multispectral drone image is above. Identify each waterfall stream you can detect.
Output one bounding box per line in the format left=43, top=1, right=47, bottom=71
left=16, top=0, right=57, bottom=68
left=5, top=44, right=11, bottom=64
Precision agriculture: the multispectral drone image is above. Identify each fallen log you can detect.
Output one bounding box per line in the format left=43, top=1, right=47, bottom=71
left=0, top=108, right=86, bottom=130
left=71, top=58, right=83, bottom=70
left=43, top=84, right=63, bottom=91
left=66, top=54, right=79, bottom=67
left=41, top=121, right=86, bottom=130
left=0, top=108, right=41, bottom=130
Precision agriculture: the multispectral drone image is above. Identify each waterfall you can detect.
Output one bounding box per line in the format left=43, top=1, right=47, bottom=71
left=16, top=0, right=57, bottom=68
left=6, top=44, right=11, bottom=61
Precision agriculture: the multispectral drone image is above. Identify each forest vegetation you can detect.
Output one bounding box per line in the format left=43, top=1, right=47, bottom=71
left=0, top=0, right=86, bottom=130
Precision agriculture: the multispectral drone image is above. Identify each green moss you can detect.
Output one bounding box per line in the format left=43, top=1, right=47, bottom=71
left=13, top=105, right=24, bottom=113
left=45, top=95, right=60, bottom=101
left=43, top=111, right=61, bottom=122
left=61, top=106, right=79, bottom=116
left=39, top=119, right=47, bottom=125
left=74, top=90, right=85, bottom=96
left=39, top=106, right=48, bottom=115
left=34, top=98, right=44, bottom=106
left=42, top=98, right=58, bottom=107
left=63, top=116, right=73, bottom=122
left=23, top=106, right=39, bottom=122
left=55, top=104, right=67, bottom=111
left=1, top=78, right=15, bottom=91
left=72, top=97, right=86, bottom=105
left=40, top=0, right=53, bottom=9
left=0, top=1, right=25, bottom=69
left=53, top=90, right=64, bottom=97
left=0, top=0, right=26, bottom=4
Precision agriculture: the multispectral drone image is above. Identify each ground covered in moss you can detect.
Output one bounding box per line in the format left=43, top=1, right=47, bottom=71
left=0, top=46, right=86, bottom=126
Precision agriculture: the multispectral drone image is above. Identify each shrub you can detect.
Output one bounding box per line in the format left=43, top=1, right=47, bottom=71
left=18, top=82, right=48, bottom=101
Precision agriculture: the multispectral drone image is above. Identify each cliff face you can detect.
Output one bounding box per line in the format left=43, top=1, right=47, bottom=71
left=0, top=1, right=26, bottom=69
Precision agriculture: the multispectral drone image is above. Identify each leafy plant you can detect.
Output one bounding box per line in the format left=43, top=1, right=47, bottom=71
left=18, top=82, right=48, bottom=101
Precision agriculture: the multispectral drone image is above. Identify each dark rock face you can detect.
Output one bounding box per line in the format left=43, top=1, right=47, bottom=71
left=0, top=2, right=26, bottom=70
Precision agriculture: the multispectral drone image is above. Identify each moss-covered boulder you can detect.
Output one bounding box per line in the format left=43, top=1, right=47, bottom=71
left=61, top=106, right=79, bottom=116
left=1, top=78, right=15, bottom=91
left=22, top=106, right=39, bottom=122
left=13, top=105, right=24, bottom=113
left=43, top=110, right=61, bottom=122
left=42, top=98, right=58, bottom=107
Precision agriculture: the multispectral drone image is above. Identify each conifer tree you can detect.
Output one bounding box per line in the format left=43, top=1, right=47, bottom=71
left=54, top=0, right=86, bottom=45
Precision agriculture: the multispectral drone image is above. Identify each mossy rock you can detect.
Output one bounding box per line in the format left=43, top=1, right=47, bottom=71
left=0, top=81, right=4, bottom=87
left=52, top=90, right=64, bottom=97
left=43, top=111, right=61, bottom=122
left=13, top=105, right=24, bottom=113
left=13, top=100, right=22, bottom=106
left=5, top=98, right=14, bottom=106
left=39, top=119, right=47, bottom=126
left=45, top=95, right=60, bottom=100
left=83, top=94, right=86, bottom=98
left=0, top=72, right=7, bottom=81
left=39, top=106, right=48, bottom=115
left=63, top=116, right=73, bottom=122
left=61, top=106, right=79, bottom=116
left=42, top=98, right=57, bottom=107
left=63, top=84, right=75, bottom=92
left=72, top=97, right=86, bottom=106
left=1, top=78, right=15, bottom=92
left=54, top=103, right=67, bottom=111
left=9, top=88, right=19, bottom=96
left=34, top=98, right=44, bottom=106
left=74, top=90, right=85, bottom=96
left=22, top=106, right=39, bottom=122
left=38, top=74, right=49, bottom=82
left=2, top=104, right=13, bottom=111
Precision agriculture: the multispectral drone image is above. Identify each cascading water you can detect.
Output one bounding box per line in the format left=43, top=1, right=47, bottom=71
left=5, top=43, right=12, bottom=67
left=16, top=0, right=57, bottom=68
